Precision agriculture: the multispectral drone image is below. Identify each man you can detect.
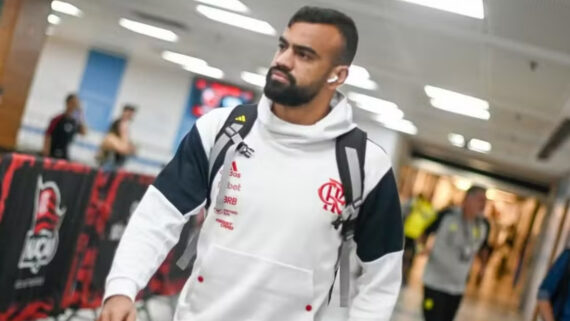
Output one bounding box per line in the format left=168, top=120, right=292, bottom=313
left=99, top=6, right=403, bottom=321
left=97, top=105, right=137, bottom=170
left=538, top=241, right=570, bottom=321
left=43, top=93, right=87, bottom=159
left=420, top=186, right=491, bottom=321
left=401, top=194, right=436, bottom=285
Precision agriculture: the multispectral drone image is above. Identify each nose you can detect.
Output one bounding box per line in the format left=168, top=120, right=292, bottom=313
left=274, top=47, right=294, bottom=71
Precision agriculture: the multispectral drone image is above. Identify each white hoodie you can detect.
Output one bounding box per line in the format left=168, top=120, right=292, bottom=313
left=104, top=93, right=404, bottom=321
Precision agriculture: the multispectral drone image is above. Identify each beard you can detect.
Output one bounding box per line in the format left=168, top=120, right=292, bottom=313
left=263, top=66, right=324, bottom=107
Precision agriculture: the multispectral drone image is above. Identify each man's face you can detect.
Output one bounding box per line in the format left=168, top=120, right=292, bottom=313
left=67, top=96, right=80, bottom=111
left=264, top=22, right=345, bottom=106
left=123, top=109, right=135, bottom=121
left=463, top=190, right=487, bottom=219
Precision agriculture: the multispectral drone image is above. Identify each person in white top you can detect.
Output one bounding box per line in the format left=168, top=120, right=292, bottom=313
left=99, top=6, right=404, bottom=321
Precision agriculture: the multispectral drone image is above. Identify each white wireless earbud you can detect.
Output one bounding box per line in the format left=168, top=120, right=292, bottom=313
left=327, top=75, right=339, bottom=84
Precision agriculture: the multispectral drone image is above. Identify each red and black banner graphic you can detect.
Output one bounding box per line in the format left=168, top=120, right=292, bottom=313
left=0, top=154, right=96, bottom=321
left=61, top=171, right=154, bottom=309
left=0, top=153, right=193, bottom=320
left=145, top=220, right=194, bottom=298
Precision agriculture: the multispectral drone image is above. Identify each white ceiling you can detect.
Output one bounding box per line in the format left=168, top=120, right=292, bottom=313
left=46, top=0, right=570, bottom=184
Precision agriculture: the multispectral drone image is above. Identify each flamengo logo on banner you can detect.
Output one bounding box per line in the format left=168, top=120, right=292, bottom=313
left=318, top=178, right=346, bottom=215
left=18, top=176, right=67, bottom=274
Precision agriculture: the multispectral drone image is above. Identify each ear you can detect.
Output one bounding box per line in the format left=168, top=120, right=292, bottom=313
left=327, top=65, right=349, bottom=89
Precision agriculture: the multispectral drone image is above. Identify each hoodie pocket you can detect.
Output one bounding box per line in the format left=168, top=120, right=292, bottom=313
left=187, top=244, right=315, bottom=321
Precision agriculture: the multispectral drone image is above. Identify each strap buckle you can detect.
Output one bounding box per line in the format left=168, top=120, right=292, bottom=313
left=331, top=197, right=363, bottom=238
left=237, top=142, right=255, bottom=158
left=224, top=126, right=239, bottom=137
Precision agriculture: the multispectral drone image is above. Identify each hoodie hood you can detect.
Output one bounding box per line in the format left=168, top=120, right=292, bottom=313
left=257, top=91, right=356, bottom=145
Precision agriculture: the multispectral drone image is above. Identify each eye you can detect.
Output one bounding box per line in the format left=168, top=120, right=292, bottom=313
left=298, top=51, right=311, bottom=60
left=278, top=42, right=286, bottom=51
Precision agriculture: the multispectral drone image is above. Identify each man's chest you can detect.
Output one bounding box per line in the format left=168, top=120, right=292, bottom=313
left=208, top=136, right=347, bottom=236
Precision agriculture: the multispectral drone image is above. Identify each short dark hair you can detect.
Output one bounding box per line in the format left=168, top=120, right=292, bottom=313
left=65, top=93, right=77, bottom=104
left=123, top=104, right=137, bottom=112
left=109, top=119, right=121, bottom=136
left=288, top=6, right=358, bottom=65
left=466, top=185, right=487, bottom=197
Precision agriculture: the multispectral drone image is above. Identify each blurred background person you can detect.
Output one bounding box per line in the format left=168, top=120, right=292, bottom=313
left=96, top=105, right=136, bottom=171
left=42, top=93, right=87, bottom=160
left=420, top=186, right=492, bottom=321
left=401, top=193, right=436, bottom=286
left=537, top=239, right=570, bottom=321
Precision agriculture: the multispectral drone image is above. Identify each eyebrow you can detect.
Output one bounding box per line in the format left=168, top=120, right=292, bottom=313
left=279, top=36, right=320, bottom=58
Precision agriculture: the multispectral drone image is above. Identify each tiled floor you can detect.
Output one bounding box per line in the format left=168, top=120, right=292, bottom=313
left=391, top=286, right=524, bottom=321
left=44, top=286, right=524, bottom=321
left=42, top=251, right=529, bottom=321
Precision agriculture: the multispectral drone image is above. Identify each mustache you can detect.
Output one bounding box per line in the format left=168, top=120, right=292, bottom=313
left=267, top=66, right=296, bottom=85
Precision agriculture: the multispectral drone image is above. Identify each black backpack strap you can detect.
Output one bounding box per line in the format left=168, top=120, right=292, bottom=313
left=333, top=127, right=367, bottom=231
left=177, top=104, right=257, bottom=270
left=330, top=127, right=367, bottom=307
left=207, top=104, right=257, bottom=206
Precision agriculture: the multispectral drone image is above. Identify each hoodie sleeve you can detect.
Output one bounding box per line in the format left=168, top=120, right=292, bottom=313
left=538, top=249, right=570, bottom=301
left=349, top=141, right=404, bottom=321
left=103, top=107, right=233, bottom=302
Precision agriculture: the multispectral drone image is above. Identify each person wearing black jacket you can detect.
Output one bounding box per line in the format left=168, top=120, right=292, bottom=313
left=538, top=243, right=570, bottom=321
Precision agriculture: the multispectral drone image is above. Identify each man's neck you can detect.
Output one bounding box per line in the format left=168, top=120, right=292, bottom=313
left=271, top=90, right=334, bottom=125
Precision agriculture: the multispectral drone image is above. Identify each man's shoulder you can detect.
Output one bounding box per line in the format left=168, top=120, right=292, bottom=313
left=46, top=114, right=65, bottom=134
left=192, top=106, right=242, bottom=151
left=439, top=207, right=459, bottom=219
left=50, top=113, right=65, bottom=123
left=195, top=106, right=239, bottom=131
left=353, top=132, right=394, bottom=190
left=357, top=130, right=390, bottom=163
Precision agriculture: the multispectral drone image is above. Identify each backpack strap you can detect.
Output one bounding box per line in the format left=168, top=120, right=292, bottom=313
left=177, top=104, right=257, bottom=270
left=331, top=127, right=367, bottom=307
left=207, top=104, right=258, bottom=207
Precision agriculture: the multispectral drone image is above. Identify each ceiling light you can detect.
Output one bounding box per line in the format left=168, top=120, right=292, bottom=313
left=468, top=138, right=492, bottom=153
left=448, top=133, right=466, bottom=148
left=345, top=65, right=378, bottom=90
left=241, top=71, right=266, bottom=88
left=119, top=18, right=178, bottom=42
left=48, top=14, right=61, bottom=25
left=425, top=85, right=489, bottom=110
left=196, top=5, right=276, bottom=36
left=372, top=109, right=405, bottom=122
left=486, top=188, right=517, bottom=202
left=162, top=50, right=222, bottom=78
left=184, top=64, right=224, bottom=79
left=345, top=78, right=378, bottom=91
left=430, top=98, right=491, bottom=120
left=348, top=92, right=399, bottom=113
left=399, top=0, right=485, bottom=19
left=162, top=51, right=207, bottom=67
left=454, top=177, right=472, bottom=191
left=194, top=0, right=249, bottom=13
left=51, top=1, right=83, bottom=17
left=349, top=65, right=371, bottom=80
left=380, top=119, right=418, bottom=135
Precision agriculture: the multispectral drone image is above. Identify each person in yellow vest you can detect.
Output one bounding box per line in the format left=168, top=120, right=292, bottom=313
left=402, top=194, right=437, bottom=285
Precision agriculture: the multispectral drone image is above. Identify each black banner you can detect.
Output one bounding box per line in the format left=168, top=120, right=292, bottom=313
left=0, top=154, right=96, bottom=321
left=0, top=154, right=194, bottom=319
